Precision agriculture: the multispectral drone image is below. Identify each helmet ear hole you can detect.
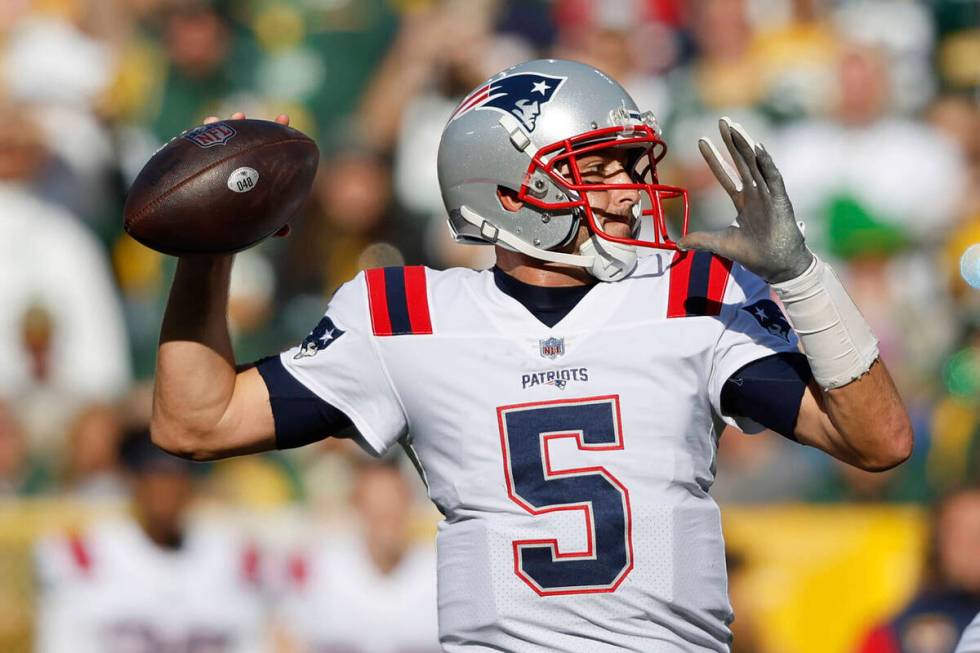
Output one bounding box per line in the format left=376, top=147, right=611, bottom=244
left=496, top=186, right=524, bottom=212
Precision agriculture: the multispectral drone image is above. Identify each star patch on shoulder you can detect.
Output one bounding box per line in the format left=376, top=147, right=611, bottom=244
left=741, top=299, right=792, bottom=342
left=294, top=316, right=345, bottom=359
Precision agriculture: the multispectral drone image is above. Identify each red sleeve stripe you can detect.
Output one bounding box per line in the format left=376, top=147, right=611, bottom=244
left=366, top=266, right=432, bottom=336
left=241, top=544, right=261, bottom=585
left=666, top=250, right=694, bottom=318
left=287, top=554, right=309, bottom=589
left=67, top=532, right=92, bottom=574
left=404, top=265, right=433, bottom=334
left=706, top=254, right=734, bottom=312
left=366, top=267, right=393, bottom=336
left=667, top=251, right=733, bottom=318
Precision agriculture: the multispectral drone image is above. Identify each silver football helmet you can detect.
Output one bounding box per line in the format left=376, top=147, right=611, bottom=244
left=437, top=59, right=688, bottom=281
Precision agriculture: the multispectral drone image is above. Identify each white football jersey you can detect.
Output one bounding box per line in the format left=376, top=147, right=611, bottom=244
left=34, top=518, right=269, bottom=653
left=275, top=533, right=439, bottom=653
left=277, top=252, right=799, bottom=652
left=957, top=612, right=980, bottom=653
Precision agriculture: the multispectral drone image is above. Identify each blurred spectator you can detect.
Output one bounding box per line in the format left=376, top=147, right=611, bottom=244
left=832, top=0, right=936, bottom=114
left=228, top=249, right=281, bottom=362
left=149, top=2, right=240, bottom=142
left=62, top=404, right=126, bottom=499
left=750, top=0, right=839, bottom=121
left=278, top=148, right=409, bottom=300
left=273, top=0, right=399, bottom=139
left=666, top=0, right=775, bottom=233
left=0, top=2, right=118, bottom=229
left=287, top=437, right=422, bottom=517
left=0, top=104, right=131, bottom=446
left=775, top=43, right=966, bottom=256
left=856, top=485, right=980, bottom=653
left=1, top=5, right=113, bottom=108
left=928, top=95, right=980, bottom=313
left=932, top=0, right=980, bottom=95
left=773, top=43, right=966, bottom=406
left=674, top=0, right=763, bottom=112
left=360, top=1, right=530, bottom=269
left=33, top=430, right=270, bottom=652
left=275, top=457, right=439, bottom=653
left=805, top=455, right=930, bottom=504
left=552, top=0, right=675, bottom=115
left=711, top=427, right=820, bottom=503
left=0, top=399, right=50, bottom=496
left=204, top=450, right=302, bottom=510
left=927, top=319, right=980, bottom=496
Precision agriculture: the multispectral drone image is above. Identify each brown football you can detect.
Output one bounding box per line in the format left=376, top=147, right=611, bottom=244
left=123, top=119, right=319, bottom=255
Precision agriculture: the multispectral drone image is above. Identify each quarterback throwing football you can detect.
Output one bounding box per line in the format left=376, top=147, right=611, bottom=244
left=152, top=60, right=911, bottom=651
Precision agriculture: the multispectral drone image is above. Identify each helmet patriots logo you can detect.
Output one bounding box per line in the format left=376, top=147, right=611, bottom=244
left=450, top=72, right=566, bottom=132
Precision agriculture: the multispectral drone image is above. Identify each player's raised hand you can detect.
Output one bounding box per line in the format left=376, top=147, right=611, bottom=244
left=678, top=117, right=813, bottom=284
left=202, top=111, right=292, bottom=237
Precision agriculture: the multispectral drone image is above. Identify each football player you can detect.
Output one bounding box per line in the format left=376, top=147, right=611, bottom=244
left=34, top=431, right=269, bottom=653
left=152, top=60, right=912, bottom=651
left=274, top=458, right=439, bottom=653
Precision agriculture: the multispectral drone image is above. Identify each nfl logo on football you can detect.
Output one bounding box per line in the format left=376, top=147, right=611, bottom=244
left=183, top=123, right=237, bottom=148
left=539, top=336, right=565, bottom=359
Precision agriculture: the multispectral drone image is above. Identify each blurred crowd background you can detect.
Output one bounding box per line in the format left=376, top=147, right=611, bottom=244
left=0, top=0, right=978, bottom=652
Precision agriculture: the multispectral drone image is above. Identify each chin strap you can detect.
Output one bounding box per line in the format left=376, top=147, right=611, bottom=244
left=457, top=206, right=636, bottom=282
left=579, top=235, right=637, bottom=281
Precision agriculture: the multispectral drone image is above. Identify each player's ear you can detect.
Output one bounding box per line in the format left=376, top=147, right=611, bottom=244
left=497, top=186, right=524, bottom=212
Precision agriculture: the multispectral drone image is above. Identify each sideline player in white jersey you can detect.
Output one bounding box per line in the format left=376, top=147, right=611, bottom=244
left=275, top=458, right=439, bottom=653
left=151, top=60, right=912, bottom=651
left=34, top=432, right=269, bottom=653
left=957, top=613, right=980, bottom=653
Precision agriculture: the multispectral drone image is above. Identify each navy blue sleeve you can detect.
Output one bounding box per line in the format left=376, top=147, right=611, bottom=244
left=720, top=352, right=812, bottom=440
left=252, top=356, right=354, bottom=450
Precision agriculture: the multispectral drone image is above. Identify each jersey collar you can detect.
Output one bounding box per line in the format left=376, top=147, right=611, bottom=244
left=491, top=267, right=596, bottom=328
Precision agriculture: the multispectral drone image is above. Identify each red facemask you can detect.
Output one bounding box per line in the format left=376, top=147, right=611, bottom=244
left=516, top=123, right=689, bottom=250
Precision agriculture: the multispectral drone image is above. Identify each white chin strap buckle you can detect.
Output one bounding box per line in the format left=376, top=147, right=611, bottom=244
left=580, top=234, right=637, bottom=282
left=479, top=221, right=500, bottom=242
left=457, top=206, right=637, bottom=282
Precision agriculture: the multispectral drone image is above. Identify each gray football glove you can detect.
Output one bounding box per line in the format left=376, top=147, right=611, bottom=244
left=678, top=117, right=813, bottom=284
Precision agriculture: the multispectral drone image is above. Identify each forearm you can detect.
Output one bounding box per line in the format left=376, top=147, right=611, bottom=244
left=799, top=359, right=913, bottom=470
left=153, top=255, right=237, bottom=445
left=776, top=258, right=913, bottom=470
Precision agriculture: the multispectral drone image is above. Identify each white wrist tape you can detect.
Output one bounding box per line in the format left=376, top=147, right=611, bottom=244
left=771, top=255, right=879, bottom=389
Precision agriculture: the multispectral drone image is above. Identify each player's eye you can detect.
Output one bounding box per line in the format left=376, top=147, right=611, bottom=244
left=580, top=166, right=605, bottom=183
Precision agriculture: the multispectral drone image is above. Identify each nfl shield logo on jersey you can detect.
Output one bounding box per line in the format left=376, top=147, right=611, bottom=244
left=539, top=337, right=565, bottom=359
left=183, top=123, right=237, bottom=148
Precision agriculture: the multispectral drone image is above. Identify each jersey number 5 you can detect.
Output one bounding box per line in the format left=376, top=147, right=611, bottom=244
left=497, top=395, right=634, bottom=596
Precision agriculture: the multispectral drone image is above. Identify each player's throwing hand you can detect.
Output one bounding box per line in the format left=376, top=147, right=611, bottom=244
left=679, top=117, right=814, bottom=284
